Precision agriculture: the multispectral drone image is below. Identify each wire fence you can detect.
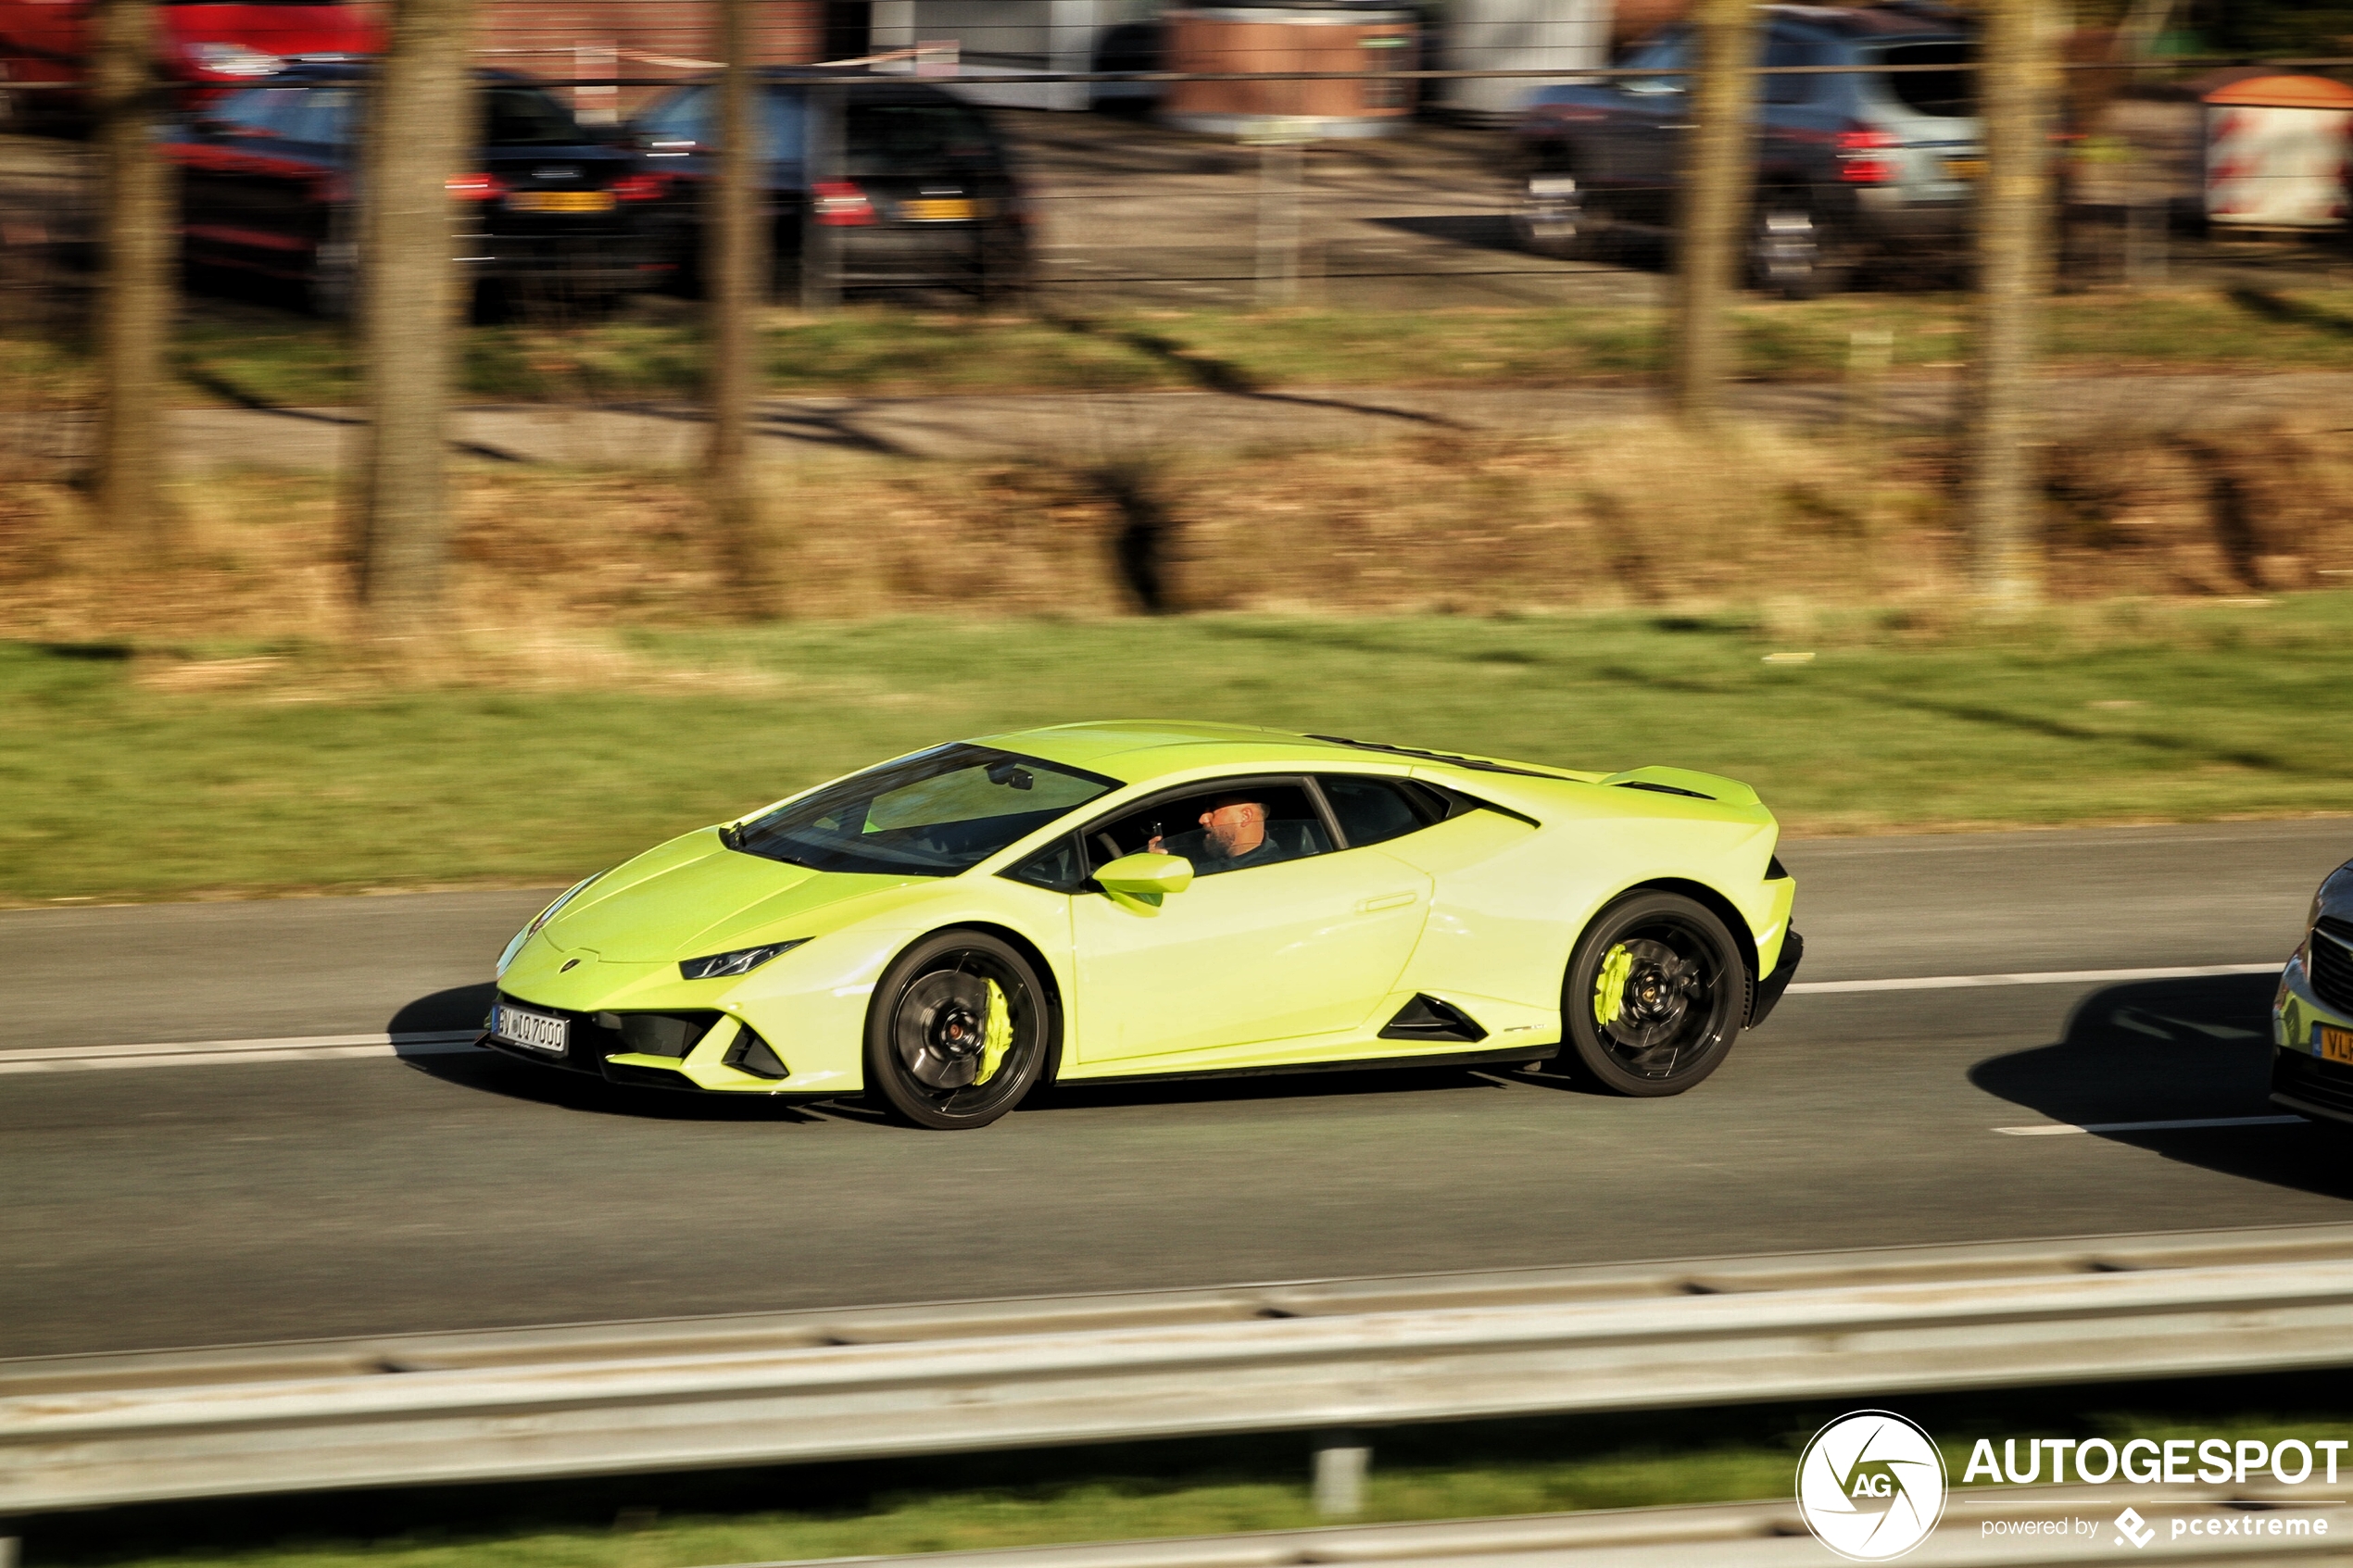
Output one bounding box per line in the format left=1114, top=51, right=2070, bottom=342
left=1, top=30, right=2349, bottom=469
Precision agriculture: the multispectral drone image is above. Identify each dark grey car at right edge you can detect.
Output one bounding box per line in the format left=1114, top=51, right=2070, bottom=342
left=1508, top=3, right=1980, bottom=295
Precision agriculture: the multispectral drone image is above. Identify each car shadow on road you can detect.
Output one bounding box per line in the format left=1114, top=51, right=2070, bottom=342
left=1969, top=973, right=2353, bottom=1200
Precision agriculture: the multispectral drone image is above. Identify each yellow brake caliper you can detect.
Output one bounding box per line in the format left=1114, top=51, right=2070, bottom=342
left=972, top=979, right=1014, bottom=1085
left=1593, top=944, right=1633, bottom=1029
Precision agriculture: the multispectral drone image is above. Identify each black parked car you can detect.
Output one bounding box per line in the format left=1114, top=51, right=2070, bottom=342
left=167, top=65, right=666, bottom=316
left=1508, top=4, right=1980, bottom=295
left=630, top=70, right=1031, bottom=300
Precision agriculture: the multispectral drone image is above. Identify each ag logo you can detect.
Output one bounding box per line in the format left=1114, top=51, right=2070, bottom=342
left=1795, top=1411, right=1948, bottom=1562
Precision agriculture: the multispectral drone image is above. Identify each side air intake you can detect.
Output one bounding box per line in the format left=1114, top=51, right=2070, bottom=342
left=1378, top=995, right=1489, bottom=1044
left=723, top=1024, right=789, bottom=1080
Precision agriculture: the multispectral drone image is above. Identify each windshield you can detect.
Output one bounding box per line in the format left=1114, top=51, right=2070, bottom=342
left=1877, top=41, right=1975, bottom=118
left=731, top=745, right=1119, bottom=877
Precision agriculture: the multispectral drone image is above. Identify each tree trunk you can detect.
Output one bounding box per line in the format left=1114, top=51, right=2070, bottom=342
left=1963, top=0, right=2058, bottom=609
left=705, top=0, right=769, bottom=616
left=1670, top=0, right=1760, bottom=425
left=91, top=0, right=170, bottom=555
left=347, top=0, right=472, bottom=640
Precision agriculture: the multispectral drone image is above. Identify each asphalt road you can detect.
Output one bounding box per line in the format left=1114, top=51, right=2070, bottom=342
left=5, top=820, right=2349, bottom=1361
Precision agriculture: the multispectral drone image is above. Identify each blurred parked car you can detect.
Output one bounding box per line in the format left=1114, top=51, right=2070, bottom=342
left=166, top=65, right=666, bottom=316
left=1508, top=4, right=1981, bottom=295
left=630, top=70, right=1031, bottom=301
left=0, top=0, right=376, bottom=126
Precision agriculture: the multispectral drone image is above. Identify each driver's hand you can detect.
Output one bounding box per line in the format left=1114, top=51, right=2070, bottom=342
left=1146, top=835, right=1163, bottom=853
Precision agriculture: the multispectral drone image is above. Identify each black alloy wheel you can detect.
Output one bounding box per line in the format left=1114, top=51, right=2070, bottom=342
left=1558, top=891, right=1746, bottom=1097
left=864, top=930, right=1051, bottom=1128
left=1748, top=196, right=1844, bottom=299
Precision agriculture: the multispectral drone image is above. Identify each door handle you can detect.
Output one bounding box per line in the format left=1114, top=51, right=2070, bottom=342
left=1357, top=891, right=1417, bottom=914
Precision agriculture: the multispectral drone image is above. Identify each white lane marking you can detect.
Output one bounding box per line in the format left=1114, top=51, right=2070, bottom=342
left=0, top=1031, right=480, bottom=1074
left=1994, top=1115, right=2308, bottom=1136
left=1792, top=962, right=2281, bottom=995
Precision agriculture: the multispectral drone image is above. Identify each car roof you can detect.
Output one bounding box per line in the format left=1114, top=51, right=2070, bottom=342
left=971, top=720, right=1591, bottom=786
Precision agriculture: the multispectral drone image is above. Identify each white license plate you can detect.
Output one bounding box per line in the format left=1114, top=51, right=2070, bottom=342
left=494, top=1004, right=569, bottom=1055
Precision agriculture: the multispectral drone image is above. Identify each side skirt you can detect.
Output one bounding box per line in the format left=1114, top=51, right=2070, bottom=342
left=1056, top=1044, right=1558, bottom=1088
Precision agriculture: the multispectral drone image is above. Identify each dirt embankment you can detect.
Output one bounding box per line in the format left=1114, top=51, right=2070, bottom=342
left=3, top=418, right=2349, bottom=645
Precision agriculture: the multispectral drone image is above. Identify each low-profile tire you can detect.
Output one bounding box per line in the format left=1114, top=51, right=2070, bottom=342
left=1559, top=891, right=1746, bottom=1097
left=864, top=931, right=1051, bottom=1129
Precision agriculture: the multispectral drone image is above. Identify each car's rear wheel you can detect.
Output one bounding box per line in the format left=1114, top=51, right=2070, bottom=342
left=1558, top=892, right=1745, bottom=1097
left=864, top=931, right=1050, bottom=1129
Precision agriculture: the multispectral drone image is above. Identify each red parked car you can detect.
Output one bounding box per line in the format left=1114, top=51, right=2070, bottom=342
left=0, top=0, right=376, bottom=125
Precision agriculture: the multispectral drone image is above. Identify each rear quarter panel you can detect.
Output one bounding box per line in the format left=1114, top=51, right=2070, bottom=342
left=1390, top=768, right=1784, bottom=1018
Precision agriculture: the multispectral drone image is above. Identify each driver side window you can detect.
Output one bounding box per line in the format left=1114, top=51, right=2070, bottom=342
left=1086, top=781, right=1334, bottom=878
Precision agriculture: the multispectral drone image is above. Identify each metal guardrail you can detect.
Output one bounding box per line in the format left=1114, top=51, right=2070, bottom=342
left=714, top=1489, right=2353, bottom=1568
left=10, top=1223, right=2353, bottom=1515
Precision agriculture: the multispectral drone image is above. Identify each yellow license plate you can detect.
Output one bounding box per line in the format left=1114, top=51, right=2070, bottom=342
left=901, top=197, right=976, bottom=222
left=1943, top=158, right=1985, bottom=182
left=509, top=191, right=615, bottom=214
left=2322, top=1025, right=2353, bottom=1066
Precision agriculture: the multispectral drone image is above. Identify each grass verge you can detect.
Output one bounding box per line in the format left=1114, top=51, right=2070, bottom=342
left=2, top=597, right=2350, bottom=902
left=22, top=1374, right=2353, bottom=1568
left=7, top=283, right=2353, bottom=408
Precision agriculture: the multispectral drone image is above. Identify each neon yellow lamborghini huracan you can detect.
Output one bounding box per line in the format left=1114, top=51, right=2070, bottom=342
left=484, top=722, right=1803, bottom=1128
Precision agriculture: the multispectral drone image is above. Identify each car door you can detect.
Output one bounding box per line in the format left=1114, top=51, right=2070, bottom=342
left=1068, top=776, right=1431, bottom=1069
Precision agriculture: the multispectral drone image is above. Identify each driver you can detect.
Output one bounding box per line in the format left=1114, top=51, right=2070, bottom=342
left=1149, top=794, right=1287, bottom=874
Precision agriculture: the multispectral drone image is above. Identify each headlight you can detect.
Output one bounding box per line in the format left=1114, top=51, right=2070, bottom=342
left=191, top=42, right=283, bottom=76
left=495, top=870, right=609, bottom=978
left=679, top=940, right=807, bottom=981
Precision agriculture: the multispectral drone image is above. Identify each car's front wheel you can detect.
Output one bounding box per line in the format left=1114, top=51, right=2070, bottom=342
left=1559, top=891, right=1746, bottom=1097
left=864, top=931, right=1051, bottom=1128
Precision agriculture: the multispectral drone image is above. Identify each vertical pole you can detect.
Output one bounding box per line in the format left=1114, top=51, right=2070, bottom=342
left=1312, top=1431, right=1370, bottom=1518
left=800, top=83, right=842, bottom=314
left=348, top=0, right=472, bottom=643
left=1963, top=0, right=2057, bottom=610
left=1670, top=0, right=1761, bottom=425
left=707, top=0, right=768, bottom=614
left=1256, top=136, right=1302, bottom=308
left=90, top=0, right=170, bottom=556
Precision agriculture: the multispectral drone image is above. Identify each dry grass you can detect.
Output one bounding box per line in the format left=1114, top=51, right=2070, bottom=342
left=5, top=417, right=2353, bottom=661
